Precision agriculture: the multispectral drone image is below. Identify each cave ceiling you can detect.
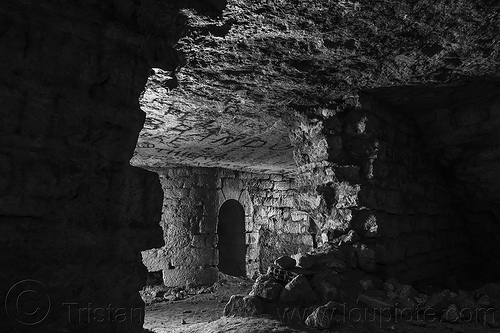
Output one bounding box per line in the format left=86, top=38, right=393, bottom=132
left=131, top=0, right=500, bottom=174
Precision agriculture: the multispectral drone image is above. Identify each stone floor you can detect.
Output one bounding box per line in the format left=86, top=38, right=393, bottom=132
left=143, top=274, right=500, bottom=333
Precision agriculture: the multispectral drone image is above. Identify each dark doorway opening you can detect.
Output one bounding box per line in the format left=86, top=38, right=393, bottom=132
left=217, top=199, right=246, bottom=277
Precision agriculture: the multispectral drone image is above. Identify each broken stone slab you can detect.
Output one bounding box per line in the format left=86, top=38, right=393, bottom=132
left=293, top=253, right=315, bottom=269
left=422, top=289, right=451, bottom=313
left=413, top=295, right=427, bottom=308
left=359, top=279, right=375, bottom=292
left=385, top=278, right=401, bottom=291
left=249, top=274, right=283, bottom=302
left=476, top=294, right=491, bottom=308
left=304, top=301, right=339, bottom=329
left=267, top=264, right=296, bottom=283
left=441, top=304, right=460, bottom=323
left=357, top=294, right=395, bottom=314
left=274, top=255, right=296, bottom=269
left=383, top=282, right=395, bottom=293
left=418, top=293, right=429, bottom=303
left=278, top=274, right=317, bottom=305
left=310, top=272, right=343, bottom=298
left=396, top=297, right=417, bottom=314
left=368, top=289, right=389, bottom=301
left=387, top=291, right=399, bottom=301
left=325, top=258, right=347, bottom=273
left=223, top=295, right=263, bottom=317
left=398, top=284, right=419, bottom=299
left=313, top=280, right=339, bottom=303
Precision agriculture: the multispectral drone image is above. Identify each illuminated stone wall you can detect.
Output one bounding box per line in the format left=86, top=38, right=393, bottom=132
left=141, top=167, right=313, bottom=285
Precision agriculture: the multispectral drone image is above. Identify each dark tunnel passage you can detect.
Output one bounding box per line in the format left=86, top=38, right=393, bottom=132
left=217, top=199, right=246, bottom=277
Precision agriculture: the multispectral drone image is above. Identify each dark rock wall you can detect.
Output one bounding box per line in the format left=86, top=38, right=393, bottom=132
left=441, top=95, right=500, bottom=276
left=383, top=84, right=500, bottom=277
left=141, top=167, right=313, bottom=285
left=350, top=95, right=472, bottom=282
left=361, top=80, right=500, bottom=279
left=0, top=0, right=227, bottom=331
left=291, top=95, right=475, bottom=283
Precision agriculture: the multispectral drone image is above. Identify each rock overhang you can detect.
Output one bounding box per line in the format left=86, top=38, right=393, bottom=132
left=131, top=0, right=500, bottom=174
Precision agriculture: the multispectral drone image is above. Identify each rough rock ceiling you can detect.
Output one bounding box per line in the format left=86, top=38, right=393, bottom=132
left=131, top=0, right=500, bottom=173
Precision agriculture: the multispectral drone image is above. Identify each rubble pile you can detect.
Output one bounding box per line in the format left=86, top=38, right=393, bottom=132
left=223, top=239, right=500, bottom=330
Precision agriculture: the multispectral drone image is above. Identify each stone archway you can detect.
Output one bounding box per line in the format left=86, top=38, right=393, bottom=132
left=217, top=199, right=246, bottom=277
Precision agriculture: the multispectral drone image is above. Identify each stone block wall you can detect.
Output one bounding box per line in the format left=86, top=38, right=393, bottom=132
left=142, top=167, right=314, bottom=285
left=221, top=170, right=313, bottom=277
left=142, top=167, right=220, bottom=287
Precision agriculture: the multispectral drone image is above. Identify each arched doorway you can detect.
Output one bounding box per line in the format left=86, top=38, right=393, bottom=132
left=217, top=199, right=246, bottom=277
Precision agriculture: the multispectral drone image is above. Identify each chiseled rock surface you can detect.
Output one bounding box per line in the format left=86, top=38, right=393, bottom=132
left=250, top=274, right=283, bottom=302
left=325, top=258, right=348, bottom=273
left=441, top=304, right=460, bottom=323
left=423, top=289, right=452, bottom=313
left=313, top=280, right=339, bottom=304
left=357, top=294, right=395, bottom=312
left=304, top=301, right=339, bottom=329
left=223, top=295, right=263, bottom=317
left=398, top=284, right=419, bottom=299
